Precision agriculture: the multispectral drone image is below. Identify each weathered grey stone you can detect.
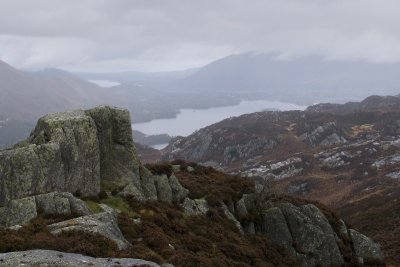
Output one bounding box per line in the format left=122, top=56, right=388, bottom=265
left=235, top=194, right=256, bottom=219
left=278, top=203, right=344, bottom=267
left=85, top=106, right=141, bottom=194
left=32, top=110, right=101, bottom=196
left=261, top=207, right=293, bottom=249
left=223, top=137, right=277, bottom=163
left=187, top=166, right=195, bottom=172
left=48, top=208, right=131, bottom=250
left=303, top=122, right=346, bottom=147
left=35, top=192, right=92, bottom=217
left=169, top=174, right=189, bottom=202
left=235, top=196, right=248, bottom=218
left=221, top=202, right=243, bottom=234
left=138, top=165, right=157, bottom=200
left=171, top=164, right=181, bottom=173
left=35, top=192, right=71, bottom=215
left=0, top=109, right=100, bottom=205
left=64, top=192, right=92, bottom=216
left=0, top=250, right=160, bottom=267
left=349, top=229, right=385, bottom=265
left=154, top=174, right=173, bottom=203
left=0, top=197, right=37, bottom=228
left=182, top=198, right=209, bottom=215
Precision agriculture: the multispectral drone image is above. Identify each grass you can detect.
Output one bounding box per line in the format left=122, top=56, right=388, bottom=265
left=85, top=200, right=103, bottom=213
left=100, top=196, right=133, bottom=215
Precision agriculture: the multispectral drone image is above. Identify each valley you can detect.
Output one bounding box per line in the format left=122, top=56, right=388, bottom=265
left=149, top=95, right=400, bottom=265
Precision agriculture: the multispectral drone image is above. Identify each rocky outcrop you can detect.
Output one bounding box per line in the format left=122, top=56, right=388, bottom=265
left=0, top=196, right=37, bottom=228
left=223, top=137, right=276, bottom=163
left=85, top=106, right=141, bottom=194
left=35, top=192, right=92, bottom=216
left=182, top=197, right=209, bottom=215
left=230, top=193, right=385, bottom=267
left=0, top=192, right=91, bottom=228
left=243, top=157, right=306, bottom=181
left=301, top=122, right=347, bottom=147
left=48, top=205, right=131, bottom=250
left=0, top=106, right=188, bottom=206
left=350, top=229, right=385, bottom=265
left=0, top=250, right=160, bottom=267
left=0, top=109, right=100, bottom=205
left=278, top=203, right=344, bottom=266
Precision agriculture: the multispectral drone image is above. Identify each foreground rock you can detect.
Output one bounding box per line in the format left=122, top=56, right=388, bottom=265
left=48, top=206, right=131, bottom=250
left=232, top=192, right=385, bottom=266
left=0, top=106, right=188, bottom=205
left=0, top=192, right=91, bottom=228
left=0, top=250, right=160, bottom=267
left=350, top=229, right=385, bottom=265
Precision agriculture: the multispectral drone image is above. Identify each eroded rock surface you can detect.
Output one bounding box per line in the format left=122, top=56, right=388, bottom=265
left=0, top=250, right=160, bottom=267
left=0, top=106, right=187, bottom=206
left=0, top=192, right=91, bottom=228
left=48, top=207, right=131, bottom=250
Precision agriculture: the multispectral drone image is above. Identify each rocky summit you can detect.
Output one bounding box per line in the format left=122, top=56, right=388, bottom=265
left=0, top=106, right=386, bottom=266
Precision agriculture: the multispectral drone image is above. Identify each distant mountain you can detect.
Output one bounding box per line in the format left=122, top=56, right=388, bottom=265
left=0, top=60, right=238, bottom=147
left=76, top=68, right=199, bottom=86
left=0, top=61, right=107, bottom=122
left=169, top=53, right=400, bottom=104
left=306, top=95, right=400, bottom=114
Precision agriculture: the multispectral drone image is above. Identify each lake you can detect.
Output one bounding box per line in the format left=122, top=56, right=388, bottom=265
left=89, top=80, right=120, bottom=87
left=133, top=100, right=306, bottom=138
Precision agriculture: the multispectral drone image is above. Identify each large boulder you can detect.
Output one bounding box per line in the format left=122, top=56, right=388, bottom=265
left=85, top=106, right=141, bottom=194
left=0, top=109, right=100, bottom=205
left=260, top=207, right=293, bottom=250
left=0, top=192, right=92, bottom=228
left=35, top=192, right=92, bottom=216
left=0, top=250, right=160, bottom=267
left=277, top=203, right=344, bottom=266
left=0, top=106, right=189, bottom=206
left=349, top=229, right=385, bottom=265
left=0, top=197, right=37, bottom=228
left=182, top=198, right=209, bottom=215
left=48, top=206, right=131, bottom=250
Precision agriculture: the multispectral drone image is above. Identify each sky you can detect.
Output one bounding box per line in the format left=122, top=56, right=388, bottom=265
left=0, top=0, right=399, bottom=72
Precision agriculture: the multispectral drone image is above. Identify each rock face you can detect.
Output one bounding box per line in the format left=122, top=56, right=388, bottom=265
left=232, top=194, right=385, bottom=267
left=0, top=192, right=91, bottom=228
left=0, top=109, right=100, bottom=205
left=0, top=250, right=160, bottom=267
left=350, top=229, right=385, bottom=265
left=301, top=122, right=347, bottom=147
left=85, top=106, right=140, bottom=194
left=0, top=106, right=187, bottom=206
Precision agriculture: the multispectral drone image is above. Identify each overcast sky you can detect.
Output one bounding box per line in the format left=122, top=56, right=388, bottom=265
left=0, top=0, right=399, bottom=72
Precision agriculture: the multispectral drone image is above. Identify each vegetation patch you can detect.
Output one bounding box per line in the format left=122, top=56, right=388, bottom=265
left=171, top=161, right=254, bottom=206
left=0, top=217, right=119, bottom=258
left=120, top=197, right=295, bottom=266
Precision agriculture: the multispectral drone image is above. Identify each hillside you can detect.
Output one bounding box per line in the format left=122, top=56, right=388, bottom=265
left=0, top=60, right=240, bottom=148
left=169, top=53, right=400, bottom=105
left=161, top=95, right=400, bottom=265
left=0, top=106, right=384, bottom=266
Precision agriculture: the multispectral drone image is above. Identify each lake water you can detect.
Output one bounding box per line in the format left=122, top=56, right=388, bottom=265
left=89, top=80, right=120, bottom=87
left=133, top=100, right=306, bottom=138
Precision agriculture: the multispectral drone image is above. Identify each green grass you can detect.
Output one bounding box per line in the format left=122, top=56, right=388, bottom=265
left=85, top=200, right=103, bottom=213
left=100, top=196, right=134, bottom=216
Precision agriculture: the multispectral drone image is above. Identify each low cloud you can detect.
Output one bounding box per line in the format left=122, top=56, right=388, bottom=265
left=0, top=0, right=399, bottom=71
